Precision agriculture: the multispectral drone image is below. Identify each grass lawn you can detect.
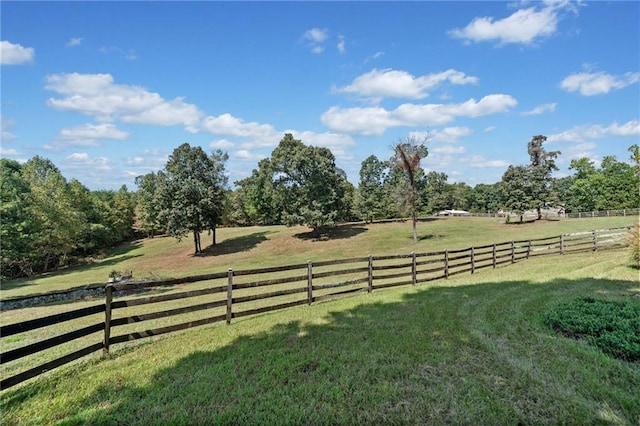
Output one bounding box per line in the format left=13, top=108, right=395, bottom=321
left=1, top=216, right=636, bottom=299
left=1, top=247, right=638, bottom=425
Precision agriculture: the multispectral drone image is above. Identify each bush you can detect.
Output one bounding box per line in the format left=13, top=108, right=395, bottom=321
left=626, top=222, right=639, bottom=268
left=545, top=297, right=640, bottom=362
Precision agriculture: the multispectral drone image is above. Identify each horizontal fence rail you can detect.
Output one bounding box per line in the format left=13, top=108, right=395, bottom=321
left=0, top=226, right=632, bottom=390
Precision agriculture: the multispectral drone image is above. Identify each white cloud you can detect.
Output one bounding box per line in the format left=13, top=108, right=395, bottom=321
left=1, top=40, right=35, bottom=65
left=337, top=35, right=346, bottom=54
left=484, top=126, right=497, bottom=132
left=65, top=152, right=112, bottom=171
left=337, top=68, right=478, bottom=100
left=448, top=2, right=574, bottom=45
left=303, top=28, right=329, bottom=54
left=45, top=73, right=203, bottom=128
left=1, top=115, right=17, bottom=142
left=559, top=71, right=640, bottom=96
left=548, top=120, right=640, bottom=143
left=210, top=139, right=235, bottom=149
left=233, top=150, right=266, bottom=162
left=322, top=94, right=516, bottom=136
left=521, top=102, right=556, bottom=115
left=59, top=123, right=129, bottom=140
left=463, top=155, right=510, bottom=168
left=200, top=113, right=276, bottom=140
left=66, top=37, right=83, bottom=47
left=124, top=149, right=169, bottom=174
left=432, top=145, right=466, bottom=154
left=0, top=147, right=20, bottom=156
left=364, top=51, right=385, bottom=63
left=46, top=123, right=130, bottom=150
left=304, top=28, right=329, bottom=43
left=430, top=126, right=474, bottom=143
left=286, top=130, right=356, bottom=161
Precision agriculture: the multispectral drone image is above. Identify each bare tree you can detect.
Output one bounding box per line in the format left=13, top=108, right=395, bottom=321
left=391, top=135, right=429, bottom=243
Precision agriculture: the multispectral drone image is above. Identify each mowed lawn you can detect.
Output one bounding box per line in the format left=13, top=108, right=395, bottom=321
left=1, top=216, right=636, bottom=299
left=0, top=218, right=638, bottom=424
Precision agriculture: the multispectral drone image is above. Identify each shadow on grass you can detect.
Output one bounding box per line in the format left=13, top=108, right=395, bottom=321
left=3, top=277, right=638, bottom=424
left=199, top=231, right=272, bottom=256
left=294, top=225, right=368, bottom=241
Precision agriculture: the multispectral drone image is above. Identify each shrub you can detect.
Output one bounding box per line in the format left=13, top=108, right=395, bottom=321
left=545, top=297, right=640, bottom=362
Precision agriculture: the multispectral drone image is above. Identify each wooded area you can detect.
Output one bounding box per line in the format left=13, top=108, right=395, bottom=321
left=0, top=227, right=630, bottom=390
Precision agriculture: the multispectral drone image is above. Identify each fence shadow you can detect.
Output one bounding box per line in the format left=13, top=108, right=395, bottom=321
left=6, top=277, right=638, bottom=424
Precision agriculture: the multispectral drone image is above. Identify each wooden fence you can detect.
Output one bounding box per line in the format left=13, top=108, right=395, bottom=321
left=0, top=227, right=631, bottom=390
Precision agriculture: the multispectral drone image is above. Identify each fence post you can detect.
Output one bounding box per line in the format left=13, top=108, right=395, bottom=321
left=492, top=243, right=496, bottom=268
left=367, top=255, right=373, bottom=293
left=103, top=283, right=113, bottom=355
left=307, top=261, right=313, bottom=305
left=226, top=269, right=233, bottom=325
left=560, top=234, right=564, bottom=255
left=527, top=240, right=531, bottom=259
left=511, top=241, right=515, bottom=264
left=411, top=252, right=417, bottom=285
left=592, top=229, right=598, bottom=251
left=444, top=250, right=449, bottom=279
left=471, top=247, right=475, bottom=274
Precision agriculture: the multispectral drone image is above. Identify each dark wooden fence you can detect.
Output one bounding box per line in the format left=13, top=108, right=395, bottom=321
left=0, top=227, right=630, bottom=390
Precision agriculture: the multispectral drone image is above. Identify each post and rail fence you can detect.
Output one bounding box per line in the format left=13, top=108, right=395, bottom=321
left=0, top=227, right=632, bottom=390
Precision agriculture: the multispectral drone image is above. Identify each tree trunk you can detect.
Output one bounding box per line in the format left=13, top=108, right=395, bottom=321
left=193, top=230, right=201, bottom=254
left=537, top=206, right=542, bottom=220
left=212, top=225, right=217, bottom=246
left=412, top=196, right=418, bottom=244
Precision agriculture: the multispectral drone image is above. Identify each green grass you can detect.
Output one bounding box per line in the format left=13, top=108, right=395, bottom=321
left=1, top=248, right=639, bottom=425
left=1, top=216, right=635, bottom=299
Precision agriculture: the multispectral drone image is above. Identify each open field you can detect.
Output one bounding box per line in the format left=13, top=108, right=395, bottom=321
left=1, top=245, right=639, bottom=424
left=1, top=216, right=636, bottom=299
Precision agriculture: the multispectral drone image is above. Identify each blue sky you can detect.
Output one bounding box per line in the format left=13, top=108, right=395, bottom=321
left=2, top=1, right=639, bottom=190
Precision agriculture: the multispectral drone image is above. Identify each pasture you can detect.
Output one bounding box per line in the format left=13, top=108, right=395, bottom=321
left=2, top=216, right=636, bottom=299
left=1, top=216, right=638, bottom=424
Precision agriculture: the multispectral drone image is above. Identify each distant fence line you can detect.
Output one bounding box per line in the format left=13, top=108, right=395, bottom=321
left=0, top=227, right=631, bottom=390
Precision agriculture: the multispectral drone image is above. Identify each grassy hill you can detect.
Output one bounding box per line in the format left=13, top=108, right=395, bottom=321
left=1, top=216, right=636, bottom=299
left=1, top=241, right=638, bottom=424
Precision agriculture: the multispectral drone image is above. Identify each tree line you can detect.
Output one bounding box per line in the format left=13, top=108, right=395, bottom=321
left=2, top=135, right=638, bottom=279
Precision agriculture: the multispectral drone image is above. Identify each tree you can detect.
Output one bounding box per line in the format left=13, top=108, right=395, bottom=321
left=356, top=155, right=391, bottom=222
left=159, top=143, right=228, bottom=254
left=0, top=159, right=34, bottom=278
left=422, top=171, right=450, bottom=213
left=527, top=135, right=560, bottom=219
left=501, top=135, right=560, bottom=220
left=468, top=183, right=502, bottom=213
left=269, top=134, right=349, bottom=234
left=233, top=159, right=283, bottom=226
left=390, top=136, right=429, bottom=243
left=134, top=172, right=165, bottom=237
left=22, top=156, right=84, bottom=272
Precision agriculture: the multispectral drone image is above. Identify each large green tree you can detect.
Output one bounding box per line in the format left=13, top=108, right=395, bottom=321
left=0, top=159, right=34, bottom=278
left=134, top=172, right=165, bottom=237
left=501, top=135, right=560, bottom=219
left=355, top=155, right=393, bottom=222
left=391, top=136, right=429, bottom=243
left=22, top=156, right=84, bottom=272
left=159, top=143, right=228, bottom=254
left=269, top=134, right=350, bottom=233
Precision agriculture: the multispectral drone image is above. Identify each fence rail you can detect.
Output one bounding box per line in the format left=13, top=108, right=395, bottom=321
left=0, top=226, right=631, bottom=390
